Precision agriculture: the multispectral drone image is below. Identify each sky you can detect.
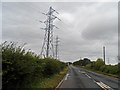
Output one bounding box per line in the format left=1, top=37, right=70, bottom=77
left=1, top=1, right=118, bottom=64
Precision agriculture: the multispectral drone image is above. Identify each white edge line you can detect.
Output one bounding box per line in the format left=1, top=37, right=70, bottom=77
left=55, top=77, right=64, bottom=89
left=55, top=79, right=64, bottom=90
left=55, top=73, right=68, bottom=89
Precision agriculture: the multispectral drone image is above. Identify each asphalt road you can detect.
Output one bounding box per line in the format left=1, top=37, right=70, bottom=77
left=58, top=65, right=119, bottom=90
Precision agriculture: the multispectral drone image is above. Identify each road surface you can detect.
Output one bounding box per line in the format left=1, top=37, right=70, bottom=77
left=57, top=65, right=119, bottom=90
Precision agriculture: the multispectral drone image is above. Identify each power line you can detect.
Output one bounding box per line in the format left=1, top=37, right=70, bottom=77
left=40, top=7, right=60, bottom=58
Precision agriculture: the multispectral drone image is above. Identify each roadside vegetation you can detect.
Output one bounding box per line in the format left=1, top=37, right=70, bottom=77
left=29, top=67, right=68, bottom=88
left=2, top=41, right=67, bottom=89
left=73, top=58, right=120, bottom=78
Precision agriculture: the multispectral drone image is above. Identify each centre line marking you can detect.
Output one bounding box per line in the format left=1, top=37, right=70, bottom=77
left=85, top=74, right=91, bottom=78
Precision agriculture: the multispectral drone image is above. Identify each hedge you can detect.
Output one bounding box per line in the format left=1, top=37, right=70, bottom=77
left=2, top=41, right=66, bottom=88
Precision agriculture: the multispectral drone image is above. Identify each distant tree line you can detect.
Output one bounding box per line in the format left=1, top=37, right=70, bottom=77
left=1, top=41, right=66, bottom=89
left=73, top=58, right=119, bottom=76
left=73, top=58, right=91, bottom=66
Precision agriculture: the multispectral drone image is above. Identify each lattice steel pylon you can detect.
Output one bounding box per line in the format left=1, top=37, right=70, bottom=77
left=55, top=36, right=60, bottom=59
left=40, top=7, right=60, bottom=58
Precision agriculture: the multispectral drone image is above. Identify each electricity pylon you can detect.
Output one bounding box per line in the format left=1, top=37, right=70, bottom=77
left=55, top=36, right=59, bottom=59
left=40, top=7, right=60, bottom=58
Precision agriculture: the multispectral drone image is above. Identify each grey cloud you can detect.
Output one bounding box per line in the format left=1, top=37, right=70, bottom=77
left=82, top=18, right=117, bottom=40
left=2, top=2, right=118, bottom=64
left=81, top=3, right=117, bottom=41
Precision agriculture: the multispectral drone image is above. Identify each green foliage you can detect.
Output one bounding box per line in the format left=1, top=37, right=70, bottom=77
left=118, top=63, right=120, bottom=76
left=2, top=41, right=66, bottom=88
left=86, top=63, right=92, bottom=68
left=99, top=65, right=106, bottom=72
left=73, top=57, right=119, bottom=76
left=94, top=58, right=105, bottom=70
left=104, top=65, right=119, bottom=74
left=42, top=58, right=65, bottom=76
left=73, top=58, right=91, bottom=66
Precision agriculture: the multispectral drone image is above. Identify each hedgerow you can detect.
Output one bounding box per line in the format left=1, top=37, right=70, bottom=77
left=2, top=41, right=66, bottom=88
left=73, top=58, right=119, bottom=76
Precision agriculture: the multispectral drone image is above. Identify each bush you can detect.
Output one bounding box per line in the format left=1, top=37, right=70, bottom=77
left=85, top=63, right=92, bottom=68
left=94, top=58, right=104, bottom=70
left=109, top=65, right=119, bottom=74
left=2, top=41, right=66, bottom=88
left=73, top=58, right=91, bottom=66
left=103, top=65, right=119, bottom=74
left=99, top=65, right=106, bottom=72
left=73, top=58, right=119, bottom=76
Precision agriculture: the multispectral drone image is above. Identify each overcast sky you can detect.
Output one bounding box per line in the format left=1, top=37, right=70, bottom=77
left=1, top=1, right=118, bottom=64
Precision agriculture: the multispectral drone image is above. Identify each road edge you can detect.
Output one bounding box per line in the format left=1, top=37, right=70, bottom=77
left=55, top=69, right=69, bottom=90
left=55, top=73, right=67, bottom=90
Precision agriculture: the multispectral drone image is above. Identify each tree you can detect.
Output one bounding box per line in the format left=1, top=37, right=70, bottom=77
left=83, top=58, right=91, bottom=66
left=94, top=58, right=105, bottom=70
left=73, top=58, right=91, bottom=66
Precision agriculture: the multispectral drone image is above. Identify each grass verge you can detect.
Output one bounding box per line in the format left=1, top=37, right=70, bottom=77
left=85, top=67, right=119, bottom=78
left=28, top=67, right=68, bottom=88
left=75, top=65, right=119, bottom=78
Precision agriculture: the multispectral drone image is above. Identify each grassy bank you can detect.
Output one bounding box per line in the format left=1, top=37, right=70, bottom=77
left=76, top=65, right=119, bottom=78
left=73, top=58, right=119, bottom=78
left=84, top=67, right=119, bottom=78
left=28, top=67, right=68, bottom=88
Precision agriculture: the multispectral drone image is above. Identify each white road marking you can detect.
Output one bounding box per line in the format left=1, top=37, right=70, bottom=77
left=78, top=70, right=86, bottom=73
left=93, top=80, right=97, bottom=83
left=96, top=82, right=105, bottom=89
left=55, top=73, right=68, bottom=89
left=85, top=74, right=91, bottom=78
left=64, top=74, right=69, bottom=80
left=95, top=81, right=114, bottom=90
left=55, top=79, right=64, bottom=89
left=79, top=70, right=86, bottom=74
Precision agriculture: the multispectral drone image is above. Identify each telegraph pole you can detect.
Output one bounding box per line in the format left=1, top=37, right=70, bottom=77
left=103, top=46, right=106, bottom=64
left=55, top=36, right=59, bottom=59
left=40, top=7, right=60, bottom=58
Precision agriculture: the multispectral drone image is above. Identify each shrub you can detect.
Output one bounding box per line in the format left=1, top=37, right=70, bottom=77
left=103, top=65, right=119, bottom=74
left=99, top=65, right=106, bottom=72
left=42, top=58, right=65, bottom=76
left=85, top=63, right=92, bottom=69
left=2, top=41, right=66, bottom=88
left=94, top=58, right=104, bottom=70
